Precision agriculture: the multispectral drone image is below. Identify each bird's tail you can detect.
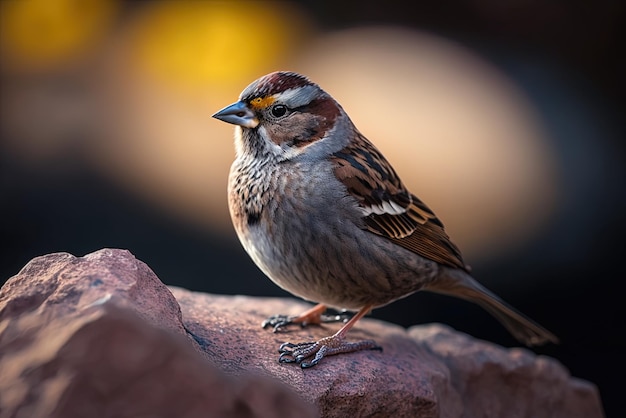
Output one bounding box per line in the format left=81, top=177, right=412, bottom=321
left=426, top=268, right=559, bottom=346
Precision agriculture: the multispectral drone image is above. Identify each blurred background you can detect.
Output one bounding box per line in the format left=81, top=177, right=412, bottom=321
left=0, top=0, right=623, bottom=414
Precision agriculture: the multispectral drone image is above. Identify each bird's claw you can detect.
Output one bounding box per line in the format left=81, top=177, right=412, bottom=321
left=262, top=315, right=301, bottom=332
left=277, top=338, right=382, bottom=368
left=278, top=341, right=323, bottom=368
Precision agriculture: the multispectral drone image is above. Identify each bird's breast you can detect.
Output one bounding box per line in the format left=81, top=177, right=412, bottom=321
left=227, top=158, right=274, bottom=229
left=226, top=158, right=438, bottom=309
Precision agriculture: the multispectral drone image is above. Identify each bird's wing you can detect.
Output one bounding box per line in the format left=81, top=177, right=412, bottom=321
left=331, top=132, right=468, bottom=271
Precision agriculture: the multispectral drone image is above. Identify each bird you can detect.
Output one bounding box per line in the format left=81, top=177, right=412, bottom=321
left=212, top=71, right=558, bottom=368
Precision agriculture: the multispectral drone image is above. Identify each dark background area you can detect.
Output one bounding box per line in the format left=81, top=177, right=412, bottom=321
left=1, top=1, right=624, bottom=416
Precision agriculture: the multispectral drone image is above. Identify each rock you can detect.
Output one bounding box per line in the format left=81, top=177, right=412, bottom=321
left=0, top=249, right=604, bottom=418
left=409, top=325, right=603, bottom=418
left=0, top=249, right=316, bottom=418
left=173, top=289, right=605, bottom=418
left=0, top=249, right=184, bottom=335
left=173, top=290, right=454, bottom=418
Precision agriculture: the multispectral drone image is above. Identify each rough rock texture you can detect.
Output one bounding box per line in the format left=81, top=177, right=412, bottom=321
left=174, top=290, right=604, bottom=418
left=0, top=249, right=315, bottom=418
left=0, top=249, right=604, bottom=418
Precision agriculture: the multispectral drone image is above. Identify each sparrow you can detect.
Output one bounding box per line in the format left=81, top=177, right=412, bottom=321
left=213, top=71, right=558, bottom=368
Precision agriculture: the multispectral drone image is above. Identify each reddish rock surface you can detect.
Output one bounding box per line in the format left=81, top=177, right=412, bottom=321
left=0, top=249, right=315, bottom=418
left=174, top=290, right=604, bottom=418
left=0, top=249, right=604, bottom=417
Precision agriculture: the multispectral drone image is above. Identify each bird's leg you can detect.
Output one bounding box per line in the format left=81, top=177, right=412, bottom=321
left=278, top=305, right=382, bottom=368
left=262, top=303, right=335, bottom=332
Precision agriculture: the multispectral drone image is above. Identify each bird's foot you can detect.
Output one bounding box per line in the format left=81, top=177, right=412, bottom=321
left=262, top=314, right=300, bottom=332
left=278, top=335, right=381, bottom=368
left=262, top=312, right=352, bottom=332
left=262, top=303, right=351, bottom=332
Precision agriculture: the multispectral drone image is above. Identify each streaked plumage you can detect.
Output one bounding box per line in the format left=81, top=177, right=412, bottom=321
left=213, top=71, right=557, bottom=367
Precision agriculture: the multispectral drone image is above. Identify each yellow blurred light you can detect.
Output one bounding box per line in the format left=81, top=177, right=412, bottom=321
left=127, top=1, right=307, bottom=96
left=63, top=1, right=310, bottom=238
left=0, top=0, right=119, bottom=70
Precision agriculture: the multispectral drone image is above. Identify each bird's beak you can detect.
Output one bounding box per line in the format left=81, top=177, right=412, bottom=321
left=212, top=101, right=259, bottom=128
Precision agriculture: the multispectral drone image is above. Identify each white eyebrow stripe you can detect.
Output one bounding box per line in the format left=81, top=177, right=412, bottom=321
left=275, top=85, right=320, bottom=108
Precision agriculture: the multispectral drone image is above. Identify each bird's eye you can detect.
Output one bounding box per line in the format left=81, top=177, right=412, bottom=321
left=270, top=104, right=287, bottom=118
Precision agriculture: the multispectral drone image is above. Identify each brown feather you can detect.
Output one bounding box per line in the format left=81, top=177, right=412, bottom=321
left=331, top=132, right=468, bottom=271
